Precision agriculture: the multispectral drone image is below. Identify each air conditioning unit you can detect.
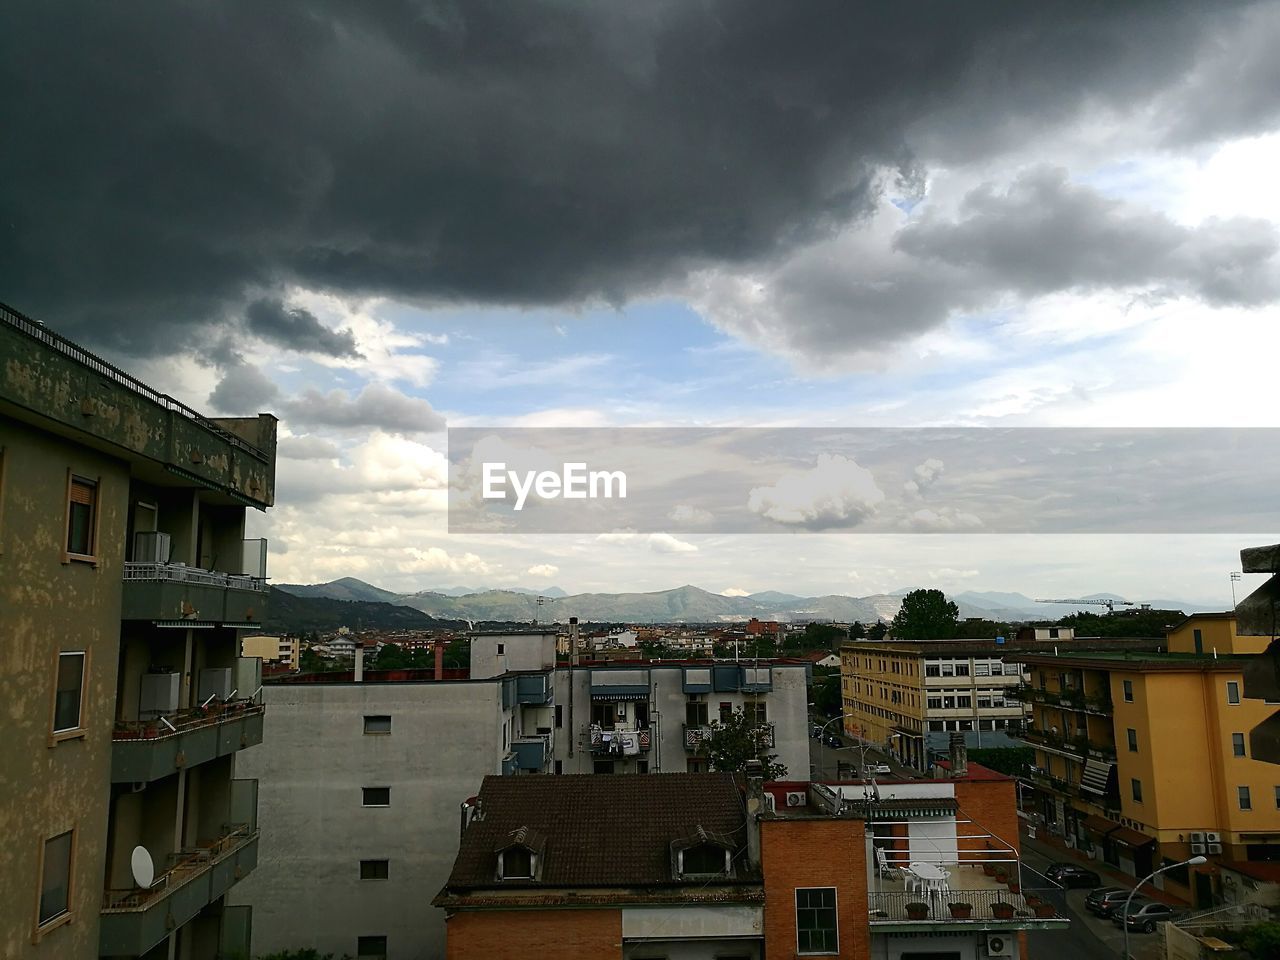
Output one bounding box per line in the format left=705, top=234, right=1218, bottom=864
left=132, top=530, right=171, bottom=563
left=139, top=672, right=180, bottom=720
left=1208, top=843, right=1223, bottom=855
left=1191, top=843, right=1207, bottom=855
left=986, top=933, right=1011, bottom=957
left=616, top=703, right=627, bottom=720
left=1205, top=832, right=1221, bottom=843
left=1189, top=832, right=1206, bottom=844
left=242, top=538, right=268, bottom=578
left=198, top=667, right=233, bottom=702
left=785, top=791, right=807, bottom=807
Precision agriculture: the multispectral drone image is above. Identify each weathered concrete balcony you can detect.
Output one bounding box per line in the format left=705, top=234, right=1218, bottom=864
left=111, top=700, right=264, bottom=783
left=511, top=735, right=553, bottom=771
left=99, top=819, right=258, bottom=956
left=121, top=561, right=268, bottom=625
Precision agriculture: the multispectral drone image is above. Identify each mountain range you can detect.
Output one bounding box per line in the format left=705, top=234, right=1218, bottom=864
left=272, top=578, right=1222, bottom=626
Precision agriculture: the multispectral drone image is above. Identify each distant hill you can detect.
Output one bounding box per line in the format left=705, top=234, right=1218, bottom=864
left=265, top=588, right=460, bottom=633
left=270, top=579, right=1216, bottom=627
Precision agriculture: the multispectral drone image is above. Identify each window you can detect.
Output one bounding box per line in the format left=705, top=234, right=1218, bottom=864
left=1239, top=786, right=1252, bottom=810
left=681, top=843, right=728, bottom=875
left=1227, top=681, right=1241, bottom=705
left=1193, top=628, right=1204, bottom=654
left=686, top=758, right=707, bottom=773
left=1274, top=785, right=1280, bottom=810
left=925, top=663, right=940, bottom=677
left=719, top=701, right=733, bottom=721
left=1123, top=680, right=1134, bottom=702
left=360, top=859, right=389, bottom=880
left=38, top=830, right=73, bottom=928
left=500, top=846, right=533, bottom=879
left=1232, top=733, right=1247, bottom=757
left=1131, top=778, right=1143, bottom=803
left=363, top=715, right=391, bottom=735
left=496, top=643, right=505, bottom=655
left=591, top=701, right=616, bottom=730
left=357, top=936, right=388, bottom=959
left=685, top=701, right=708, bottom=726
left=65, top=475, right=98, bottom=559
left=1127, top=728, right=1138, bottom=752
left=594, top=760, right=615, bottom=774
left=555, top=704, right=563, bottom=728
left=52, top=652, right=86, bottom=735
left=362, top=787, right=391, bottom=806
left=554, top=760, right=563, bottom=775
left=795, top=887, right=838, bottom=954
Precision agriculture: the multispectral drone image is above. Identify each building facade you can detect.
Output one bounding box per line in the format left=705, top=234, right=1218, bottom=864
left=0, top=303, right=276, bottom=959
left=1013, top=614, right=1280, bottom=905
left=234, top=631, right=811, bottom=960
left=841, top=640, right=1032, bottom=772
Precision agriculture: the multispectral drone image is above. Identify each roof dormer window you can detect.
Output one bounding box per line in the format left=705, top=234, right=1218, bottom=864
left=499, top=845, right=533, bottom=880
left=670, top=825, right=733, bottom=879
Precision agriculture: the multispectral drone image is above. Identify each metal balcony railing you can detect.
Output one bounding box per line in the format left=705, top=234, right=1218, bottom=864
left=588, top=725, right=651, bottom=754
left=123, top=562, right=269, bottom=593
left=101, top=825, right=255, bottom=912
left=112, top=700, right=264, bottom=741
left=683, top=722, right=773, bottom=751
left=868, top=889, right=1062, bottom=924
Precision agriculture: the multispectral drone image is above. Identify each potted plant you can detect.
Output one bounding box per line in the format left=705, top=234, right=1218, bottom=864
left=991, top=901, right=1015, bottom=919
left=982, top=862, right=997, bottom=876
left=994, top=868, right=1009, bottom=884
left=1024, top=894, right=1044, bottom=908
left=1033, top=901, right=1056, bottom=918
left=1007, top=878, right=1021, bottom=895
left=948, top=902, right=973, bottom=919
left=905, top=902, right=929, bottom=920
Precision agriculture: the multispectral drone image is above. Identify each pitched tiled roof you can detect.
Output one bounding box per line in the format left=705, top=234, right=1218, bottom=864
left=440, top=773, right=754, bottom=891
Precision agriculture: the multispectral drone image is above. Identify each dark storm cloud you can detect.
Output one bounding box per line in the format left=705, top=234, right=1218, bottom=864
left=280, top=384, right=446, bottom=435
left=897, top=167, right=1280, bottom=306
left=0, top=1, right=1263, bottom=354
left=208, top=361, right=281, bottom=414
left=244, top=297, right=361, bottom=357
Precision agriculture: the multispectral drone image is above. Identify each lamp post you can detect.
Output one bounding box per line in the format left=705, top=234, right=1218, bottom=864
left=815, top=713, right=857, bottom=778
left=1121, top=855, right=1206, bottom=960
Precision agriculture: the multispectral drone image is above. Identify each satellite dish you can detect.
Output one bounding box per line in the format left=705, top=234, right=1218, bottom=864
left=130, top=846, right=155, bottom=889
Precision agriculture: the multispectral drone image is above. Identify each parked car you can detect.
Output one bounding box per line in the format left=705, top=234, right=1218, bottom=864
left=1045, top=862, right=1102, bottom=888
left=1112, top=901, right=1178, bottom=932
left=1085, top=887, right=1130, bottom=917
left=824, top=734, right=843, bottom=748
left=868, top=762, right=893, bottom=775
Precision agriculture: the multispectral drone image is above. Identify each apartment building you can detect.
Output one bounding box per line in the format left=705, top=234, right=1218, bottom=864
left=435, top=746, right=1065, bottom=959
left=233, top=630, right=811, bottom=959
left=840, top=640, right=1032, bottom=772
left=0, top=303, right=276, bottom=959
left=241, top=634, right=300, bottom=669
left=1011, top=613, right=1279, bottom=905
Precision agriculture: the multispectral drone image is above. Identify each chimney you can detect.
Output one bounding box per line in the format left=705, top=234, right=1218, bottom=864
left=569, top=617, right=580, bottom=665
left=948, top=732, right=968, bottom=778
left=434, top=638, right=445, bottom=680
left=354, top=638, right=365, bottom=682
left=743, top=760, right=765, bottom=869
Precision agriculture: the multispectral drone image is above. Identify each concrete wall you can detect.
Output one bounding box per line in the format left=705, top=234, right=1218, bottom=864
left=470, top=631, right=556, bottom=680
left=232, top=680, right=507, bottom=960
left=0, top=417, right=126, bottom=959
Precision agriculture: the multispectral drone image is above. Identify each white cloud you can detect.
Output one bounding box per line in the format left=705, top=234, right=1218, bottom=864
left=527, top=563, right=560, bottom=577
left=905, top=457, right=945, bottom=495
left=670, top=504, right=714, bottom=524
left=721, top=587, right=751, bottom=597
left=902, top=508, right=984, bottom=531
left=594, top=532, right=698, bottom=554
left=928, top=568, right=981, bottom=580
left=748, top=453, right=886, bottom=529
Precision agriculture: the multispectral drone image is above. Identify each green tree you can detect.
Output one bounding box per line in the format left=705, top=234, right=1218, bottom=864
left=1243, top=922, right=1280, bottom=958
left=812, top=667, right=842, bottom=717
left=699, top=707, right=787, bottom=779
left=370, top=642, right=409, bottom=670
left=299, top=648, right=327, bottom=673
left=867, top=621, right=888, bottom=641
left=891, top=589, right=959, bottom=641
left=848, top=621, right=866, bottom=640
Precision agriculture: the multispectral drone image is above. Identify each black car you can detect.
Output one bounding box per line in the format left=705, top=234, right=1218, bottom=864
left=1045, top=862, right=1102, bottom=889
left=1112, top=901, right=1178, bottom=932
left=1085, top=887, right=1130, bottom=917
left=824, top=734, right=843, bottom=748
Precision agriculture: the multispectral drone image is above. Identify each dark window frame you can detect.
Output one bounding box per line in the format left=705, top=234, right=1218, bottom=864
left=360, top=859, right=390, bottom=880
left=795, top=886, right=838, bottom=955
left=363, top=715, right=392, bottom=735
left=362, top=786, right=391, bottom=807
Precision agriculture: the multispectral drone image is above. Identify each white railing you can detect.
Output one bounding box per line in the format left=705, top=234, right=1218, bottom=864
left=123, top=562, right=269, bottom=593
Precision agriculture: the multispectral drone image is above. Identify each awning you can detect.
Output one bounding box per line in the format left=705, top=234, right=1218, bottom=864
left=590, top=688, right=648, bottom=701
left=1110, top=826, right=1155, bottom=848
left=1083, top=814, right=1121, bottom=835
left=1079, top=759, right=1115, bottom=796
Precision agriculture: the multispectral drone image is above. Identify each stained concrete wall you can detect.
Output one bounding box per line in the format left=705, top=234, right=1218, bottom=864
left=0, top=417, right=126, bottom=959
left=231, top=680, right=508, bottom=960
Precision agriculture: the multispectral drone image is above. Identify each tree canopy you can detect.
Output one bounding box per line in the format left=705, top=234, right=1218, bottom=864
left=891, top=589, right=959, bottom=640
left=699, top=707, right=787, bottom=779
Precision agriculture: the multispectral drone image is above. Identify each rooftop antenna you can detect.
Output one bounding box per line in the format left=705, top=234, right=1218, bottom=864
left=533, top=595, right=551, bottom=625
left=1230, top=572, right=1242, bottom=607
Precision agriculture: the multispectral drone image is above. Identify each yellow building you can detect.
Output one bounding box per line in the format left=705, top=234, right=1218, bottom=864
left=241, top=633, right=300, bottom=669
left=1014, top=614, right=1277, bottom=905
left=840, top=640, right=1031, bottom=772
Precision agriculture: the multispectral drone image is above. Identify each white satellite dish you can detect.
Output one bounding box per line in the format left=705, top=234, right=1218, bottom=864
left=130, top=845, right=155, bottom=889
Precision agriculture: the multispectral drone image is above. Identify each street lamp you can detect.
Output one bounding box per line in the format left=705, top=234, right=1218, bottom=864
left=1121, top=855, right=1206, bottom=960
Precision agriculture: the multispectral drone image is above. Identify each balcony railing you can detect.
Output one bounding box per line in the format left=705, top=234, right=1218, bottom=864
left=1021, top=727, right=1116, bottom=762
left=868, top=889, right=1065, bottom=926
left=111, top=701, right=264, bottom=783
left=1009, top=684, right=1112, bottom=715
left=589, top=726, right=652, bottom=755
left=99, top=824, right=258, bottom=956
left=683, top=722, right=774, bottom=751
left=123, top=562, right=269, bottom=592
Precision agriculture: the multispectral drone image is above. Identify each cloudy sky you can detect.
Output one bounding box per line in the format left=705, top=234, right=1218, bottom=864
left=4, top=1, right=1280, bottom=604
